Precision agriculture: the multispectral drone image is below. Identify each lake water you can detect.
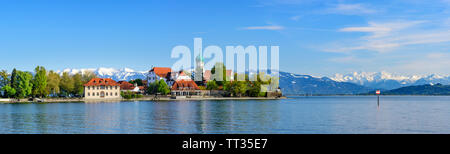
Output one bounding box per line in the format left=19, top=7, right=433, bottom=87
left=0, top=96, right=450, bottom=134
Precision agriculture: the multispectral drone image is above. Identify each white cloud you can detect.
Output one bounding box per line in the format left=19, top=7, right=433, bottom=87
left=241, top=25, right=284, bottom=30
left=339, top=21, right=425, bottom=38
left=328, top=4, right=377, bottom=15
left=328, top=20, right=450, bottom=53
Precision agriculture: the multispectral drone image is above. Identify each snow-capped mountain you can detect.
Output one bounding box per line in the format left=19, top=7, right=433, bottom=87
left=279, top=71, right=373, bottom=95
left=58, top=67, right=147, bottom=81
left=331, top=71, right=450, bottom=90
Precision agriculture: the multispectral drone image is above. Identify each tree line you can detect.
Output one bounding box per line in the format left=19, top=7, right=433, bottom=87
left=205, top=63, right=280, bottom=97
left=0, top=66, right=97, bottom=99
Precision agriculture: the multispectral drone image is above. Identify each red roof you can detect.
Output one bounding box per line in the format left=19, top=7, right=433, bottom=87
left=171, top=80, right=200, bottom=90
left=118, top=81, right=135, bottom=90
left=84, top=78, right=120, bottom=86
left=151, top=67, right=172, bottom=78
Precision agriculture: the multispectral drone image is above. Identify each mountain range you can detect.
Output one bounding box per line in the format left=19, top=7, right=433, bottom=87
left=58, top=68, right=450, bottom=95
left=364, top=83, right=450, bottom=95
left=57, top=68, right=147, bottom=81
left=331, top=71, right=450, bottom=90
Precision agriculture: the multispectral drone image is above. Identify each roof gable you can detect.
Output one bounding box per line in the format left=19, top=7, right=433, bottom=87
left=151, top=67, right=172, bottom=78
left=171, top=80, right=200, bottom=90
left=84, top=78, right=120, bottom=86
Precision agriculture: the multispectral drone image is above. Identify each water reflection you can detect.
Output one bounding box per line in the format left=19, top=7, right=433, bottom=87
left=0, top=96, right=449, bottom=134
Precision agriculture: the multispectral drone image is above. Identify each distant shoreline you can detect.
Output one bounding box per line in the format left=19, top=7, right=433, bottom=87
left=285, top=94, right=450, bottom=96
left=0, top=96, right=287, bottom=103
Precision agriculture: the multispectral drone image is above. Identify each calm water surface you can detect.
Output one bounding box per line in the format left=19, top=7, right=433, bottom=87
left=1, top=96, right=450, bottom=134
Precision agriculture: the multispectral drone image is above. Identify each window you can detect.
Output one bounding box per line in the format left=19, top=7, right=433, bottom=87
left=97, top=92, right=99, bottom=96
left=88, top=92, right=90, bottom=96
left=110, top=92, right=113, bottom=96
left=106, top=92, right=108, bottom=96
left=115, top=86, right=118, bottom=90
left=88, top=87, right=90, bottom=90
left=92, top=93, right=95, bottom=96
left=115, top=92, right=118, bottom=96
left=97, top=86, right=99, bottom=90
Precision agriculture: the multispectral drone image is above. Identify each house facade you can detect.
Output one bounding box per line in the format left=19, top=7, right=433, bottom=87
left=147, top=67, right=174, bottom=87
left=171, top=80, right=201, bottom=96
left=171, top=71, right=202, bottom=96
left=84, top=78, right=121, bottom=99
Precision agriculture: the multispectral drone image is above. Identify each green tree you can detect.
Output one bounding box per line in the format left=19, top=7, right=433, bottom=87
left=247, top=73, right=271, bottom=97
left=157, top=79, right=170, bottom=95
left=15, top=71, right=33, bottom=98
left=146, top=81, right=158, bottom=95
left=32, top=66, right=48, bottom=98
left=129, top=79, right=144, bottom=86
left=225, top=74, right=249, bottom=97
left=206, top=80, right=218, bottom=90
left=10, top=68, right=17, bottom=90
left=72, top=73, right=84, bottom=96
left=211, top=62, right=228, bottom=86
left=1, top=85, right=16, bottom=98
left=236, top=81, right=248, bottom=97
left=0, top=70, right=10, bottom=87
left=60, top=72, right=74, bottom=96
left=46, top=70, right=61, bottom=96
left=248, top=81, right=261, bottom=97
left=0, top=70, right=10, bottom=97
left=82, top=70, right=97, bottom=83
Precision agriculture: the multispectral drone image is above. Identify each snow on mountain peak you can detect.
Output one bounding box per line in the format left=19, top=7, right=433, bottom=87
left=96, top=67, right=118, bottom=76
left=57, top=67, right=148, bottom=81
left=330, top=71, right=450, bottom=90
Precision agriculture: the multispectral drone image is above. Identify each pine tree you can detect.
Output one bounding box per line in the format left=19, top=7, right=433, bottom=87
left=10, top=68, right=17, bottom=90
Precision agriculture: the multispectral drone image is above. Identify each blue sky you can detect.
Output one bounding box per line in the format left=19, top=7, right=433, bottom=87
left=1, top=0, right=449, bottom=76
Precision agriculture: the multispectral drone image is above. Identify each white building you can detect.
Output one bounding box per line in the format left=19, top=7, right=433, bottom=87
left=84, top=78, right=121, bottom=99
left=147, top=67, right=174, bottom=87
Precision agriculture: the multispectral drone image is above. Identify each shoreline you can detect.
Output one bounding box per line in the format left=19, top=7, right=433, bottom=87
left=0, top=96, right=287, bottom=103
left=286, top=94, right=450, bottom=96
left=2, top=95, right=449, bottom=103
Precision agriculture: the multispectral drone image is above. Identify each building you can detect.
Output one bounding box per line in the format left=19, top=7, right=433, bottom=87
left=171, top=80, right=201, bottom=96
left=118, top=81, right=145, bottom=94
left=147, top=67, right=174, bottom=87
left=170, top=71, right=202, bottom=96
left=194, top=54, right=204, bottom=82
left=84, top=78, right=121, bottom=99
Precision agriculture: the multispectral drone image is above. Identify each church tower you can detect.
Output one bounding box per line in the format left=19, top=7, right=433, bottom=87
left=194, top=53, right=204, bottom=84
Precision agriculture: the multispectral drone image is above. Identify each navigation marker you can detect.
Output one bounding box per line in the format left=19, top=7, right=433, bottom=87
left=376, top=90, right=381, bottom=109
